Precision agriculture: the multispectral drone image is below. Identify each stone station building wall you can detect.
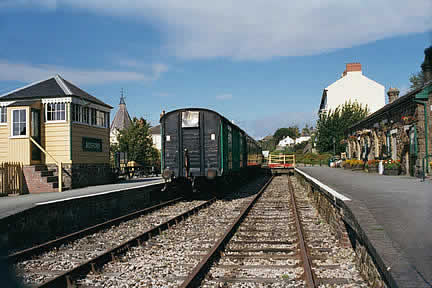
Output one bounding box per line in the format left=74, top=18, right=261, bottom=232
left=345, top=47, right=432, bottom=177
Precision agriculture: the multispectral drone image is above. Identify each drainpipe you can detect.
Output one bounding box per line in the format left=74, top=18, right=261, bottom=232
left=414, top=100, right=429, bottom=175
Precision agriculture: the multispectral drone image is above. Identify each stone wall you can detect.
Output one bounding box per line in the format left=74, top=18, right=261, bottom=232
left=0, top=183, right=172, bottom=252
left=296, top=172, right=387, bottom=287
left=46, top=163, right=114, bottom=190
left=346, top=96, right=430, bottom=177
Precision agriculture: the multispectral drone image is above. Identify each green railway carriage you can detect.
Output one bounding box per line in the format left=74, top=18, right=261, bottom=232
left=160, top=108, right=262, bottom=193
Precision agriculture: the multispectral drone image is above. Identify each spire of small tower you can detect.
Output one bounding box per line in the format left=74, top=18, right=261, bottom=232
left=120, top=88, right=126, bottom=105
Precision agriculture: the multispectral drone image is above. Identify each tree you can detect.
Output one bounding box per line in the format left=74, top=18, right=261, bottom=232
left=259, top=136, right=277, bottom=151
left=117, top=117, right=160, bottom=166
left=409, top=71, right=424, bottom=90
left=316, top=102, right=368, bottom=154
left=273, top=126, right=300, bottom=144
left=301, top=124, right=312, bottom=136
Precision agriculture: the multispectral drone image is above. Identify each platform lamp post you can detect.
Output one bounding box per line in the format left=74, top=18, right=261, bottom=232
left=332, top=137, right=336, bottom=156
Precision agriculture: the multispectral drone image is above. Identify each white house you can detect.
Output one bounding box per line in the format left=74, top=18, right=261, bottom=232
left=150, top=125, right=161, bottom=150
left=319, top=63, right=385, bottom=115
left=277, top=136, right=294, bottom=148
left=295, top=136, right=311, bottom=144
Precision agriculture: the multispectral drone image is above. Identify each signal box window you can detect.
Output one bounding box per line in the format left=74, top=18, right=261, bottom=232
left=12, top=109, right=26, bottom=136
left=0, top=107, right=6, bottom=123
left=46, top=103, right=66, bottom=121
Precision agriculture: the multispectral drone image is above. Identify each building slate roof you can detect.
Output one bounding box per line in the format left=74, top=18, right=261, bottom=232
left=0, top=75, right=112, bottom=108
left=9, top=100, right=39, bottom=107
left=150, top=125, right=160, bottom=135
left=110, top=101, right=132, bottom=132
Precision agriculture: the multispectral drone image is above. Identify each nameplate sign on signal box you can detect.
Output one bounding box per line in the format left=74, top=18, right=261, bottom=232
left=82, top=137, right=102, bottom=152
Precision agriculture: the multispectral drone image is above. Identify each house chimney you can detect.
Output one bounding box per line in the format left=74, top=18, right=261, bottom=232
left=342, top=63, right=362, bottom=76
left=421, top=46, right=432, bottom=83
left=387, top=87, right=400, bottom=104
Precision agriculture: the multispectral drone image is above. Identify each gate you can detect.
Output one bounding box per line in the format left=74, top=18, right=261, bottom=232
left=0, top=162, right=24, bottom=195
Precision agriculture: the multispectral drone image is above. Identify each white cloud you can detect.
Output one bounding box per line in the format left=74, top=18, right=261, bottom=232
left=0, top=60, right=168, bottom=85
left=216, top=93, right=232, bottom=100
left=5, top=0, right=431, bottom=60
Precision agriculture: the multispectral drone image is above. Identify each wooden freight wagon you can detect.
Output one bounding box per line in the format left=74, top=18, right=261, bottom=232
left=0, top=75, right=112, bottom=193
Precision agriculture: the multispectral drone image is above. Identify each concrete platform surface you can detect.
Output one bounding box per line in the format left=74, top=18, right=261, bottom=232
left=0, top=177, right=164, bottom=219
left=298, top=166, right=432, bottom=288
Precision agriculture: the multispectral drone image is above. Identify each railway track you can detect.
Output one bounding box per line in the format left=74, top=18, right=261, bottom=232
left=182, top=175, right=369, bottom=287
left=75, top=176, right=271, bottom=287
left=11, top=198, right=213, bottom=287
left=11, top=175, right=369, bottom=287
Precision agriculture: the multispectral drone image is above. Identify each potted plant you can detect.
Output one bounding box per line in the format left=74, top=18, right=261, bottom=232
left=383, top=159, right=401, bottom=175
left=343, top=159, right=352, bottom=169
left=351, top=159, right=364, bottom=170
left=366, top=160, right=379, bottom=173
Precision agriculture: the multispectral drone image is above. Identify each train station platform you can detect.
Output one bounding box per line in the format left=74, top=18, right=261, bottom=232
left=297, top=166, right=432, bottom=288
left=0, top=177, right=163, bottom=220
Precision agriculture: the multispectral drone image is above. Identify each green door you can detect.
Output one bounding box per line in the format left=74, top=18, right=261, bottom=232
left=31, top=109, right=41, bottom=161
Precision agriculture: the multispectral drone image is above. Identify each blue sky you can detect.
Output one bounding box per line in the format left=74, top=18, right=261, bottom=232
left=0, top=0, right=431, bottom=138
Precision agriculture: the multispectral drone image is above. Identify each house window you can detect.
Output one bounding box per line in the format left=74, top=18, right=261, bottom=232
left=0, top=107, right=6, bottom=123
left=12, top=109, right=26, bottom=136
left=46, top=103, right=66, bottom=121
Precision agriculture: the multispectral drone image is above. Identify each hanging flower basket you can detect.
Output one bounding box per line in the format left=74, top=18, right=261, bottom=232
left=401, top=116, right=416, bottom=125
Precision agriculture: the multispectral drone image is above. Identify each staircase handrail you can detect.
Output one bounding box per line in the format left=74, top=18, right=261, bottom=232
left=29, top=137, right=62, bottom=192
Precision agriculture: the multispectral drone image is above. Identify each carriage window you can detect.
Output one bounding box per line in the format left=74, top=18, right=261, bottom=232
left=182, top=111, right=199, bottom=128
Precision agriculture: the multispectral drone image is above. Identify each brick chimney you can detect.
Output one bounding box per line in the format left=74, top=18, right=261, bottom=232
left=342, top=63, right=362, bottom=77
left=421, top=46, right=432, bottom=83
left=387, top=87, right=400, bottom=104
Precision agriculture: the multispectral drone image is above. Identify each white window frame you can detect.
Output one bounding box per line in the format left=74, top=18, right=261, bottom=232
left=10, top=108, right=27, bottom=138
left=0, top=107, right=7, bottom=125
left=45, top=103, right=67, bottom=123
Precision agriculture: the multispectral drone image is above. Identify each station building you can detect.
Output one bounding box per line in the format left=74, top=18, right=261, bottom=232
left=0, top=75, right=113, bottom=192
left=345, top=47, right=432, bottom=177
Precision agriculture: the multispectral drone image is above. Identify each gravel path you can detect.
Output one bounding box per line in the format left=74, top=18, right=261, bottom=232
left=14, top=200, right=207, bottom=286
left=76, top=177, right=269, bottom=287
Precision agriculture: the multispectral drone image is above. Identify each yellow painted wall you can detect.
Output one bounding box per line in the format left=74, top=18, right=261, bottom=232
left=0, top=126, right=8, bottom=162
left=71, top=123, right=109, bottom=164
left=38, top=102, right=71, bottom=164
left=42, top=122, right=71, bottom=164
left=0, top=102, right=110, bottom=165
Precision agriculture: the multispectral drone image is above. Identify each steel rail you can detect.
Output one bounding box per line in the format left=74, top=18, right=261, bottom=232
left=287, top=175, right=318, bottom=288
left=179, top=176, right=274, bottom=288
left=33, top=198, right=216, bottom=288
left=8, top=196, right=183, bottom=264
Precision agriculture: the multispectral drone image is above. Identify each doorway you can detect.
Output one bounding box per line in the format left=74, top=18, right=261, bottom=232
left=31, top=109, right=41, bottom=161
